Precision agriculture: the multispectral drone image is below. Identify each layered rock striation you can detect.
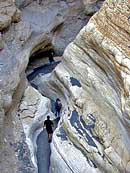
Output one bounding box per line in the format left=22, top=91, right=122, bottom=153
left=3, top=0, right=130, bottom=173
left=29, top=0, right=130, bottom=172
left=1, top=0, right=100, bottom=172
left=50, top=1, right=130, bottom=172
left=18, top=85, right=55, bottom=171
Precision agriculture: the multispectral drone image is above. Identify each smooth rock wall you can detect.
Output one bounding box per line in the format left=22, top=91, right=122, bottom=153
left=31, top=1, right=130, bottom=172
left=18, top=85, right=55, bottom=171
left=0, top=0, right=104, bottom=172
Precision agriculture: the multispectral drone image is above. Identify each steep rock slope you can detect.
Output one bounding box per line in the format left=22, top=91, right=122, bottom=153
left=50, top=1, right=130, bottom=172
left=0, top=0, right=106, bottom=172
left=0, top=1, right=54, bottom=172
left=30, top=1, right=130, bottom=172
left=18, top=86, right=55, bottom=172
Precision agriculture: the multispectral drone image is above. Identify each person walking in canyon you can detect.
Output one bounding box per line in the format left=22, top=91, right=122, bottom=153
left=54, top=98, right=62, bottom=117
left=44, top=116, right=54, bottom=143
left=48, top=49, right=55, bottom=64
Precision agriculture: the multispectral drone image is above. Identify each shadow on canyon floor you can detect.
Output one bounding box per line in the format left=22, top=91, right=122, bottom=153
left=27, top=60, right=61, bottom=173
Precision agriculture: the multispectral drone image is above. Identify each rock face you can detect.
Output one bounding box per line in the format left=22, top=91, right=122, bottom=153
left=83, top=0, right=104, bottom=15
left=49, top=1, right=130, bottom=172
left=29, top=1, right=130, bottom=173
left=18, top=85, right=55, bottom=171
left=0, top=14, right=11, bottom=31
left=15, top=0, right=33, bottom=8
left=0, top=0, right=111, bottom=173
left=0, top=1, right=21, bottom=31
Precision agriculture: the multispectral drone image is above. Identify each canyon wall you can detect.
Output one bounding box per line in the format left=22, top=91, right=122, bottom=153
left=29, top=0, right=130, bottom=172
left=0, top=0, right=102, bottom=172
left=49, top=1, right=130, bottom=172
left=2, top=0, right=130, bottom=173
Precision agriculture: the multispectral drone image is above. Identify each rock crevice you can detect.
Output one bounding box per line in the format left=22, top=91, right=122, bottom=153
left=2, top=0, right=130, bottom=173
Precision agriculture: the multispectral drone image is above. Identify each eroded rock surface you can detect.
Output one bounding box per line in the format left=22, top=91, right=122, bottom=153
left=50, top=1, right=130, bottom=172
left=0, top=0, right=109, bottom=173
left=0, top=1, right=54, bottom=172
left=83, top=0, right=104, bottom=15
left=0, top=1, right=21, bottom=31
left=29, top=1, right=130, bottom=173
left=18, top=85, right=55, bottom=171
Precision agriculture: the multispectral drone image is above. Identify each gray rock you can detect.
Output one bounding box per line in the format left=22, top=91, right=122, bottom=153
left=0, top=0, right=110, bottom=173
left=0, top=14, right=11, bottom=31
left=29, top=1, right=130, bottom=172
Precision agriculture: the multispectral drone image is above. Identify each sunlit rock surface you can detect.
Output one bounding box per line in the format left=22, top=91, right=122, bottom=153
left=29, top=1, right=130, bottom=172
left=3, top=0, right=130, bottom=173
left=0, top=1, right=21, bottom=31
left=18, top=85, right=54, bottom=171
left=0, top=0, right=58, bottom=172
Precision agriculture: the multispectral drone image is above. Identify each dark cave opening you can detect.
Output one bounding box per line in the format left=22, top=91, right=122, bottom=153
left=27, top=49, right=54, bottom=71
left=25, top=42, right=62, bottom=76
left=26, top=45, right=62, bottom=81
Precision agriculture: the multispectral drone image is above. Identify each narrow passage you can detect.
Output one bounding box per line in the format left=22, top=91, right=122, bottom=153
left=27, top=59, right=61, bottom=173
left=36, top=118, right=60, bottom=173
left=36, top=130, right=51, bottom=173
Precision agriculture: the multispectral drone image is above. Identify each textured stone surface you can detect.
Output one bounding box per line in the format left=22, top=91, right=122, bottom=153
left=0, top=0, right=108, bottom=172
left=51, top=1, right=130, bottom=172
left=15, top=0, right=33, bottom=8
left=0, top=75, right=35, bottom=173
left=18, top=86, right=55, bottom=170
left=83, top=0, right=104, bottom=15
left=0, top=1, right=21, bottom=30
left=0, top=14, right=11, bottom=31
left=0, top=33, right=4, bottom=50
left=0, top=1, right=58, bottom=171
left=29, top=1, right=130, bottom=173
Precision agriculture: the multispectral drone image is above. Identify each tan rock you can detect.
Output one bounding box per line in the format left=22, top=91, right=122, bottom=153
left=12, top=8, right=21, bottom=23
left=0, top=2, right=21, bottom=24
left=104, top=147, right=123, bottom=169
left=45, top=1, right=130, bottom=172
left=0, top=2, right=16, bottom=17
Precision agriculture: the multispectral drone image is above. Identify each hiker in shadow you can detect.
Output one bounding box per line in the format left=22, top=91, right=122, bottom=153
left=48, top=49, right=55, bottom=64
left=44, top=116, right=54, bottom=143
left=54, top=98, right=62, bottom=117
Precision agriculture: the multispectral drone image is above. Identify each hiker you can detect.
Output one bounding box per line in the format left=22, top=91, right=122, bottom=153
left=44, top=116, right=54, bottom=143
left=68, top=107, right=71, bottom=117
left=48, top=49, right=55, bottom=64
left=54, top=98, right=62, bottom=117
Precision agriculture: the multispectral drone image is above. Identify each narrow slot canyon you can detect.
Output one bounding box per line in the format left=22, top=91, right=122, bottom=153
left=1, top=1, right=130, bottom=173
left=25, top=49, right=62, bottom=173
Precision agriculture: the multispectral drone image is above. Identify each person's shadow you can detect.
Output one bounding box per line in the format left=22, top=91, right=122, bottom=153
left=36, top=130, right=51, bottom=173
left=36, top=117, right=60, bottom=173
